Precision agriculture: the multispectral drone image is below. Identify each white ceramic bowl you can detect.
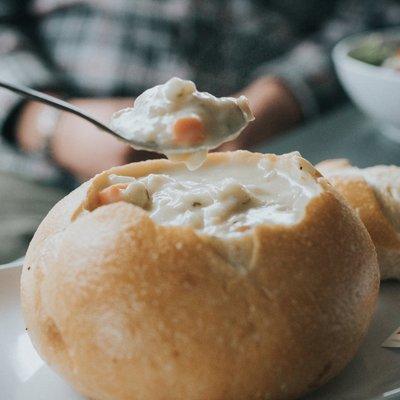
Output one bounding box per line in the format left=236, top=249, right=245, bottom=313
left=333, top=29, right=400, bottom=141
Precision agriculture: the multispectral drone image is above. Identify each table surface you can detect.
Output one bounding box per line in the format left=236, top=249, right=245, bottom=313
left=258, top=105, right=400, bottom=167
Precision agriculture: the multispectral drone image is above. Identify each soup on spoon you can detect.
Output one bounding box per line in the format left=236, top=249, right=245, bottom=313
left=110, top=77, right=254, bottom=170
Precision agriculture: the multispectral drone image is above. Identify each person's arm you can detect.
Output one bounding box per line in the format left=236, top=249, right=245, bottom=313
left=17, top=98, right=138, bottom=181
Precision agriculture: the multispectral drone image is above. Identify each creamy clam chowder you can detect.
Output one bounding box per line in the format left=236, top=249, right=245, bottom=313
left=96, top=152, right=322, bottom=237
left=111, top=77, right=254, bottom=170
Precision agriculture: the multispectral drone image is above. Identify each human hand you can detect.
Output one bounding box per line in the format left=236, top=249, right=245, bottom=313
left=219, top=77, right=303, bottom=151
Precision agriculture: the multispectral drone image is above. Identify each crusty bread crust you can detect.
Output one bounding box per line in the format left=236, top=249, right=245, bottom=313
left=317, top=159, right=400, bottom=280
left=21, top=151, right=379, bottom=400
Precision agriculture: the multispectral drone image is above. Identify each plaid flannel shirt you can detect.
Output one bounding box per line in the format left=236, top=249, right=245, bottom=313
left=1, top=0, right=400, bottom=184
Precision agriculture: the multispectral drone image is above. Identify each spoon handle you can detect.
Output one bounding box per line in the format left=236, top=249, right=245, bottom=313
left=0, top=79, right=118, bottom=137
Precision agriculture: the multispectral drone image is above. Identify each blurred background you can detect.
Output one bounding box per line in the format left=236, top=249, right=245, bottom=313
left=1, top=0, right=400, bottom=263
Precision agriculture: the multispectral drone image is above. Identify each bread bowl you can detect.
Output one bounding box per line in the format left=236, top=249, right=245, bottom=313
left=317, top=159, right=400, bottom=280
left=21, top=151, right=379, bottom=400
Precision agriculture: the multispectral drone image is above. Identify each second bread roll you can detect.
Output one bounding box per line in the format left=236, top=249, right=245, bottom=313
left=317, top=159, right=400, bottom=280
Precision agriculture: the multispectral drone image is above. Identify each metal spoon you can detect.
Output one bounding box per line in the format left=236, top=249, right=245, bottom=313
left=0, top=79, right=165, bottom=153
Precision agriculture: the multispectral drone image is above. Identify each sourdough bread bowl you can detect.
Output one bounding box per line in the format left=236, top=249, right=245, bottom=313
left=21, top=151, right=379, bottom=400
left=317, top=159, right=400, bottom=280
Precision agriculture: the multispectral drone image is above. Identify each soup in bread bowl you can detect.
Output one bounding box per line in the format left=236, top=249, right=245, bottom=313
left=21, top=151, right=379, bottom=400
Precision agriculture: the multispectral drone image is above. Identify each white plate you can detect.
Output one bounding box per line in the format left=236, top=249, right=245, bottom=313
left=1, top=264, right=399, bottom=400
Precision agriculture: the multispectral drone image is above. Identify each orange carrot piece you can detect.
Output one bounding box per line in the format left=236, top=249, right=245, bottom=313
left=97, top=183, right=128, bottom=205
left=172, top=117, right=206, bottom=145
